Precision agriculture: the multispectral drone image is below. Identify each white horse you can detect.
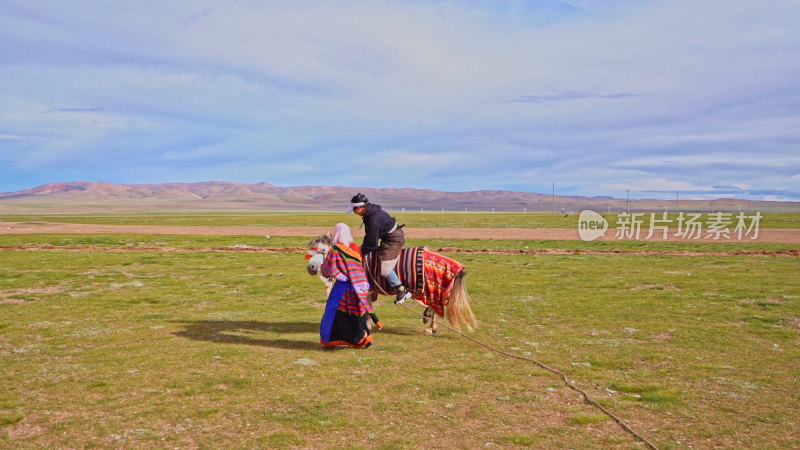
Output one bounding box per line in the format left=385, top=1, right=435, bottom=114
left=305, top=234, right=476, bottom=334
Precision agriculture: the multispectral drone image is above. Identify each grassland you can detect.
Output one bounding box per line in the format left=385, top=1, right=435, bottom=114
left=3, top=211, right=800, bottom=229
left=2, top=214, right=799, bottom=448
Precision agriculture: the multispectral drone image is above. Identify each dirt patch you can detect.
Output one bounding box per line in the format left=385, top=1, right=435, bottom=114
left=1, top=244, right=799, bottom=258
left=1, top=286, right=66, bottom=302
left=3, top=285, right=75, bottom=304
left=5, top=418, right=46, bottom=440
left=738, top=297, right=784, bottom=305
left=632, top=284, right=681, bottom=291
left=432, top=247, right=800, bottom=257
left=0, top=244, right=306, bottom=253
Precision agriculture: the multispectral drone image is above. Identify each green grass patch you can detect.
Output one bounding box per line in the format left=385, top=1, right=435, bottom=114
left=262, top=431, right=303, bottom=447
left=608, top=383, right=657, bottom=394
left=609, top=384, right=681, bottom=404
left=1, top=233, right=799, bottom=448
left=430, top=385, right=467, bottom=398
left=570, top=414, right=611, bottom=425
left=0, top=415, right=24, bottom=426
left=501, top=433, right=535, bottom=446
left=640, top=390, right=680, bottom=404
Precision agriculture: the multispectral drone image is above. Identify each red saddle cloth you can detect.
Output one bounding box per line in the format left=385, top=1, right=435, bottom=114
left=363, top=247, right=464, bottom=317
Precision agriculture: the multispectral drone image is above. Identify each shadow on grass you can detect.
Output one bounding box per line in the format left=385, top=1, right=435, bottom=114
left=172, top=320, right=321, bottom=350
left=172, top=318, right=420, bottom=351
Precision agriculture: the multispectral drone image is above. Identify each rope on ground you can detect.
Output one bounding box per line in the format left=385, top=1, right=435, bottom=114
left=394, top=301, right=660, bottom=450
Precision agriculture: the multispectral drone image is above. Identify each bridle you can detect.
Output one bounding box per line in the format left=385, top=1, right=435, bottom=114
left=305, top=239, right=330, bottom=260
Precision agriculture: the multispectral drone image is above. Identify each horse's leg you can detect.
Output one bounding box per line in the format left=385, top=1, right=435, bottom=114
left=424, top=314, right=438, bottom=335
left=422, top=307, right=430, bottom=324
left=366, top=290, right=379, bottom=331
left=320, top=275, right=333, bottom=297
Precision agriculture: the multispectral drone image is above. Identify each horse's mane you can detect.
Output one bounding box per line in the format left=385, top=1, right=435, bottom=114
left=310, top=234, right=332, bottom=248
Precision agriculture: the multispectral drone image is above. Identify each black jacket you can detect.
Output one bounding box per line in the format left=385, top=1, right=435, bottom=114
left=360, top=203, right=396, bottom=254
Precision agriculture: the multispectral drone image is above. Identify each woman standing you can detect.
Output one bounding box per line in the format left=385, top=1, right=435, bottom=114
left=319, top=223, right=376, bottom=348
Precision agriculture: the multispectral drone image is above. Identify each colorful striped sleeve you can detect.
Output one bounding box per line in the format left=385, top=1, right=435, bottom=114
left=319, top=250, right=344, bottom=279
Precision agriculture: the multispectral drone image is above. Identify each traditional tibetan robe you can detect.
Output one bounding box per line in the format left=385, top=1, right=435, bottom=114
left=319, top=243, right=373, bottom=348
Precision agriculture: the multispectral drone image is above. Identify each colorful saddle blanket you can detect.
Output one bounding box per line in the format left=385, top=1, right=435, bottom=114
left=363, top=247, right=465, bottom=317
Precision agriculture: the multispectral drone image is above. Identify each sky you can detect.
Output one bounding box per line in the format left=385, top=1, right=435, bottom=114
left=1, top=0, right=799, bottom=201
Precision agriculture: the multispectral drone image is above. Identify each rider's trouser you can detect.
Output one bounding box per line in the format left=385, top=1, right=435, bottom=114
left=378, top=227, right=405, bottom=287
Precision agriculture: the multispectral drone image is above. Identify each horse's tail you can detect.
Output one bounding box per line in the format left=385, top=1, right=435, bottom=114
left=445, top=270, right=477, bottom=332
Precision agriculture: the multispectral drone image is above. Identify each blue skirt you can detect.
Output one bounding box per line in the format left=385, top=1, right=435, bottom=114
left=319, top=281, right=371, bottom=348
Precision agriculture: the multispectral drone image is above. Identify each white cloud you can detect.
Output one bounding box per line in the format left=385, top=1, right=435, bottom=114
left=1, top=0, right=799, bottom=200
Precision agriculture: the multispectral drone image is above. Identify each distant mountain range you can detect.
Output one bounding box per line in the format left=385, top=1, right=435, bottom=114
left=0, top=181, right=794, bottom=213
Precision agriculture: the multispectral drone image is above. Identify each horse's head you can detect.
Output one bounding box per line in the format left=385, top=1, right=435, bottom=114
left=305, top=234, right=332, bottom=275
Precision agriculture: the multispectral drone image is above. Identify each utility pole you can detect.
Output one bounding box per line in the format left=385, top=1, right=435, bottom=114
left=626, top=188, right=630, bottom=214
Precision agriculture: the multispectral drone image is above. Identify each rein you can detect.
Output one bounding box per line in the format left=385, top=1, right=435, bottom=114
left=393, top=301, right=660, bottom=450
left=305, top=243, right=328, bottom=260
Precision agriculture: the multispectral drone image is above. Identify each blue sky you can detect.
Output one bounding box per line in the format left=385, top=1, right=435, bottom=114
left=1, top=0, right=799, bottom=200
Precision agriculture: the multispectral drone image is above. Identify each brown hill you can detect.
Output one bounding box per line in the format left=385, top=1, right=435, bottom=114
left=0, top=181, right=796, bottom=213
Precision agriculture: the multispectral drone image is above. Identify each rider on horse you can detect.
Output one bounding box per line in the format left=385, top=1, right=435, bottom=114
left=347, top=193, right=412, bottom=304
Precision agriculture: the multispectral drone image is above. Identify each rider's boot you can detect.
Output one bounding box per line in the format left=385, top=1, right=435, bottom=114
left=395, top=286, right=412, bottom=304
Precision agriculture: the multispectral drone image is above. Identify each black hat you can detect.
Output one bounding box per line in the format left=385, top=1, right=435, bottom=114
left=347, top=193, right=368, bottom=212
left=350, top=193, right=368, bottom=204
